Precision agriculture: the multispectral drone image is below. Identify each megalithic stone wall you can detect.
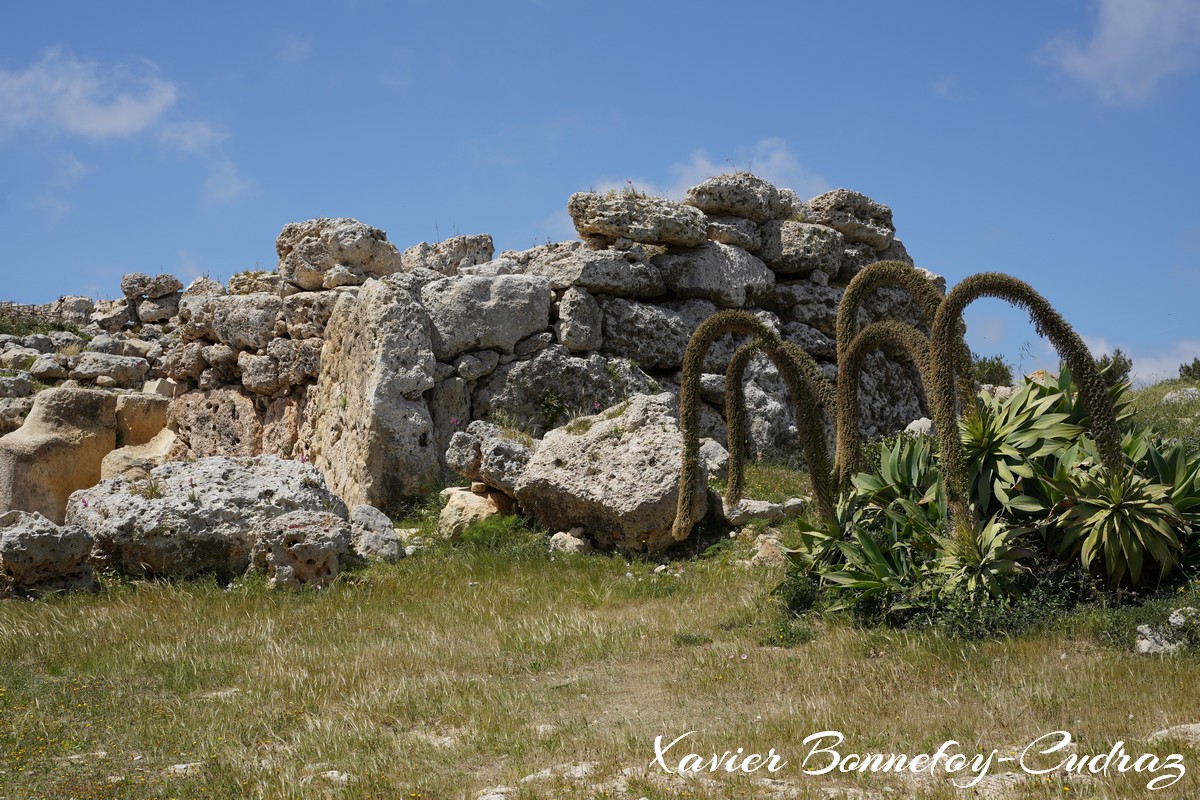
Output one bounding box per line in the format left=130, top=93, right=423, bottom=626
left=0, top=173, right=935, bottom=519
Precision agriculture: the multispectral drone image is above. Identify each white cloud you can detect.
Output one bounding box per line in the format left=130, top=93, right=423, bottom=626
left=202, top=160, right=254, bottom=206
left=929, top=75, right=960, bottom=101
left=594, top=138, right=829, bottom=202
left=1075, top=334, right=1200, bottom=384
left=0, top=48, right=177, bottom=139
left=278, top=34, right=313, bottom=65
left=159, top=121, right=228, bottom=153
left=1044, top=0, right=1200, bottom=104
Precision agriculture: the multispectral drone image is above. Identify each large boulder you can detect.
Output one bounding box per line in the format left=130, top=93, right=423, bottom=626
left=759, top=221, right=844, bottom=277
left=806, top=189, right=895, bottom=252
left=473, top=345, right=653, bottom=435
left=101, top=428, right=177, bottom=481
left=67, top=456, right=347, bottom=579
left=502, top=241, right=665, bottom=297
left=0, top=510, right=95, bottom=595
left=556, top=287, right=603, bottom=352
left=0, top=388, right=118, bottom=523
left=420, top=275, right=551, bottom=361
left=599, top=297, right=718, bottom=370
left=251, top=510, right=351, bottom=590
left=302, top=275, right=440, bottom=514
left=514, top=393, right=705, bottom=553
left=276, top=218, right=405, bottom=291
left=444, top=421, right=536, bottom=497
left=682, top=172, right=784, bottom=223
left=349, top=504, right=405, bottom=562
left=567, top=192, right=707, bottom=248
left=651, top=241, right=774, bottom=308
left=167, top=387, right=263, bottom=459
left=401, top=234, right=494, bottom=276
left=69, top=352, right=150, bottom=388
left=437, top=486, right=513, bottom=540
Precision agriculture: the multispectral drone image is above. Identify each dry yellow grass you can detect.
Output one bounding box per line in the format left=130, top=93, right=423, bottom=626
left=2, top=528, right=1199, bottom=800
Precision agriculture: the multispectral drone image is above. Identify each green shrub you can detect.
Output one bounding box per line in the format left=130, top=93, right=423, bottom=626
left=970, top=351, right=1013, bottom=387
left=1180, top=358, right=1200, bottom=381
left=1096, top=347, right=1133, bottom=387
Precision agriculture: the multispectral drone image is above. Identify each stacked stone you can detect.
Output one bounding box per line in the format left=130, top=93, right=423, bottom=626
left=2, top=174, right=935, bottom=521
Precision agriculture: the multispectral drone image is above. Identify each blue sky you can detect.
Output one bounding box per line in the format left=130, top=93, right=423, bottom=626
left=2, top=1, right=1199, bottom=382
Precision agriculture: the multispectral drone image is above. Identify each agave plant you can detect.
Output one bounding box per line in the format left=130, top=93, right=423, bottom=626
left=934, top=515, right=1032, bottom=600
left=1042, top=467, right=1186, bottom=587
left=818, top=528, right=930, bottom=616
left=959, top=379, right=1084, bottom=518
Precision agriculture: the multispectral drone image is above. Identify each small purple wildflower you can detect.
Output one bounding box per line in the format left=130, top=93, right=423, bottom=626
left=593, top=401, right=602, bottom=411
left=450, top=417, right=461, bottom=427
left=300, top=453, right=309, bottom=465
left=81, top=498, right=88, bottom=508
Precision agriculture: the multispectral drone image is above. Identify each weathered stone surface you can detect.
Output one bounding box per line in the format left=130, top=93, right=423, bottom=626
left=0, top=510, right=94, bottom=594
left=0, top=372, right=33, bottom=398
left=599, top=297, right=718, bottom=369
left=567, top=192, right=707, bottom=247
left=807, top=189, right=895, bottom=251
left=350, top=504, right=404, bottom=562
left=211, top=294, right=285, bottom=351
left=514, top=332, right=552, bottom=357
left=146, top=275, right=184, bottom=299
left=752, top=282, right=843, bottom=336
left=0, top=348, right=39, bottom=371
left=705, top=215, right=762, bottom=252
left=682, top=173, right=783, bottom=223
left=136, top=294, right=179, bottom=324
left=781, top=321, right=836, bottom=359
left=167, top=387, right=262, bottom=458
left=100, top=428, right=177, bottom=481
left=29, top=353, right=69, bottom=380
left=515, top=393, right=705, bottom=553
left=474, top=345, right=652, bottom=435
left=21, top=334, right=52, bottom=354
left=699, top=437, right=729, bottom=480
left=556, top=286, right=603, bottom=352
left=121, top=272, right=152, bottom=299
left=652, top=242, right=773, bottom=308
left=89, top=299, right=132, bottom=333
left=759, top=221, right=844, bottom=277
left=428, top=376, right=471, bottom=460
left=199, top=343, right=239, bottom=386
left=252, top=510, right=350, bottom=589
left=262, top=392, right=308, bottom=459
left=444, top=421, right=536, bottom=497
left=69, top=456, right=347, bottom=580
left=0, top=397, right=33, bottom=437
left=503, top=241, right=665, bottom=297
left=183, top=276, right=226, bottom=297
left=116, top=393, right=169, bottom=448
left=237, top=338, right=322, bottom=397
left=420, top=275, right=551, bottom=361
left=276, top=218, right=405, bottom=291
left=227, top=271, right=281, bottom=295
left=302, top=275, right=439, bottom=514
left=437, top=487, right=512, bottom=540
left=48, top=296, right=94, bottom=324
left=282, top=291, right=340, bottom=339
left=160, top=341, right=207, bottom=382
left=549, top=528, right=592, bottom=554
left=454, top=350, right=500, bottom=381
left=401, top=234, right=494, bottom=276
left=0, top=388, right=118, bottom=524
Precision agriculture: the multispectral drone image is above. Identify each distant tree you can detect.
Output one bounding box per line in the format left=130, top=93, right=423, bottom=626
left=970, top=350, right=1013, bottom=387
left=1096, top=347, right=1133, bottom=387
left=1181, top=357, right=1200, bottom=381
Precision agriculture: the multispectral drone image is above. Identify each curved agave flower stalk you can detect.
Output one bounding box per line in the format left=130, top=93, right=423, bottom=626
left=722, top=339, right=835, bottom=511
left=929, top=272, right=1122, bottom=522
left=674, top=310, right=836, bottom=541
left=834, top=319, right=934, bottom=489
left=834, top=261, right=970, bottom=486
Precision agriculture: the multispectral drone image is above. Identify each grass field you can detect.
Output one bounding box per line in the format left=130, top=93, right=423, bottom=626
left=3, top=482, right=1200, bottom=800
